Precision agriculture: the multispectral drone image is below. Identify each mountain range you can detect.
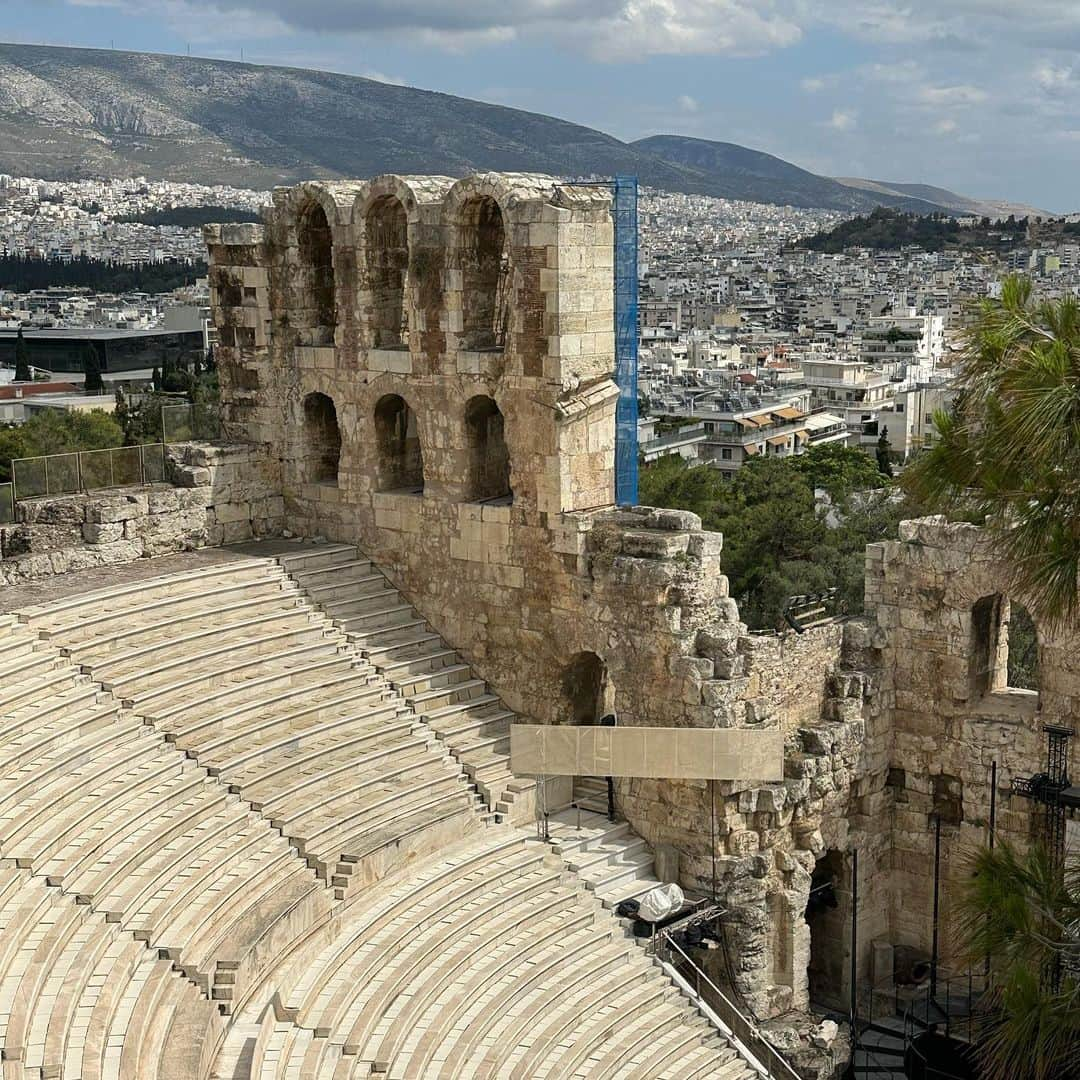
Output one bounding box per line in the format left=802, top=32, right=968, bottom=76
left=0, top=43, right=1042, bottom=217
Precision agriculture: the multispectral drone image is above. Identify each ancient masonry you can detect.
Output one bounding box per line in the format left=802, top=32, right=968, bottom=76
left=0, top=173, right=1062, bottom=1076
left=204, top=175, right=1073, bottom=1049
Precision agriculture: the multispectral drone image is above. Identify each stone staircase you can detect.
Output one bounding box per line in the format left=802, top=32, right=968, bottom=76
left=276, top=544, right=538, bottom=825
left=541, top=806, right=668, bottom=911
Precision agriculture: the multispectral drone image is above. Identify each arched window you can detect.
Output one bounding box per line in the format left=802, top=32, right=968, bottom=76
left=464, top=395, right=511, bottom=502
left=562, top=651, right=609, bottom=726
left=374, top=394, right=424, bottom=493
left=458, top=196, right=509, bottom=351
left=971, top=594, right=1038, bottom=695
left=1006, top=600, right=1038, bottom=691
left=302, top=392, right=340, bottom=484
left=297, top=202, right=336, bottom=344
left=366, top=196, right=409, bottom=348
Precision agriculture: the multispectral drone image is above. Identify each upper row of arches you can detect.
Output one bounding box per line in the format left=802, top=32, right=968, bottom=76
left=284, top=174, right=557, bottom=351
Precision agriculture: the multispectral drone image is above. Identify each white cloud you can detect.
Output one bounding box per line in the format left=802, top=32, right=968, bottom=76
left=800, top=76, right=825, bottom=92
left=67, top=0, right=805, bottom=58
left=859, top=60, right=924, bottom=84
left=826, top=108, right=856, bottom=131
left=917, top=84, right=988, bottom=107
left=1033, top=60, right=1076, bottom=93
left=363, top=70, right=407, bottom=86
left=677, top=94, right=699, bottom=113
left=934, top=118, right=958, bottom=135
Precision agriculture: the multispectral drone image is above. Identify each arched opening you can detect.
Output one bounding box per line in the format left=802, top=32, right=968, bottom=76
left=458, top=195, right=509, bottom=351
left=374, top=394, right=424, bottom=493
left=806, top=849, right=848, bottom=1010
left=302, top=392, right=341, bottom=485
left=1006, top=600, right=1038, bottom=691
left=297, top=202, right=336, bottom=344
left=562, top=651, right=610, bottom=726
left=365, top=195, right=409, bottom=348
left=971, top=594, right=1038, bottom=695
left=464, top=395, right=511, bottom=503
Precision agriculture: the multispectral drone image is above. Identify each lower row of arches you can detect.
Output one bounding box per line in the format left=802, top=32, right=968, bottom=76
left=300, top=391, right=512, bottom=503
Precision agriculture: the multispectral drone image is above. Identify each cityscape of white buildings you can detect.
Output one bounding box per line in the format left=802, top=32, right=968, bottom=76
left=1, top=177, right=1079, bottom=467
left=636, top=189, right=1080, bottom=469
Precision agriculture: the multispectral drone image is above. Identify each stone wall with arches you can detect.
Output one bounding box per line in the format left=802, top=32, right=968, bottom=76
left=864, top=516, right=1079, bottom=971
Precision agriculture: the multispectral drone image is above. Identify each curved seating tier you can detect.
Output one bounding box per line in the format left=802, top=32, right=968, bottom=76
left=277, top=547, right=536, bottom=824
left=23, top=560, right=484, bottom=896
left=0, top=616, right=331, bottom=1017
left=5, top=548, right=763, bottom=1080
left=241, top=831, right=751, bottom=1080
left=0, top=863, right=213, bottom=1080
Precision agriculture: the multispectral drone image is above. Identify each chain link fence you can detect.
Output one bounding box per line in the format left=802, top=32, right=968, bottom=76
left=0, top=483, right=13, bottom=525
left=162, top=402, right=223, bottom=445
left=11, top=444, right=167, bottom=501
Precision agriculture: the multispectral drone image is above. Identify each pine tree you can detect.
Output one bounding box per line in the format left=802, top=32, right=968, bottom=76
left=82, top=345, right=104, bottom=394
left=875, top=427, right=893, bottom=477
left=14, top=327, right=30, bottom=383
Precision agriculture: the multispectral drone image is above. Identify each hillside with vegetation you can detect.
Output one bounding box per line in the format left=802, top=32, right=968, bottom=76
left=0, top=254, right=207, bottom=293
left=801, top=207, right=1080, bottom=254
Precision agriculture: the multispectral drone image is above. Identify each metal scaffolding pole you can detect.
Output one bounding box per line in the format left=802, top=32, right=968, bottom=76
left=613, top=175, right=639, bottom=506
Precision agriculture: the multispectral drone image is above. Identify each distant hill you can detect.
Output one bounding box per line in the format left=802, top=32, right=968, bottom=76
left=834, top=177, right=1048, bottom=220
left=0, top=42, right=1011, bottom=215
left=800, top=206, right=1080, bottom=254
left=630, top=136, right=947, bottom=213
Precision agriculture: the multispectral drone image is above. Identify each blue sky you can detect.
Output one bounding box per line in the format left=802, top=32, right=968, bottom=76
left=4, top=1, right=1080, bottom=211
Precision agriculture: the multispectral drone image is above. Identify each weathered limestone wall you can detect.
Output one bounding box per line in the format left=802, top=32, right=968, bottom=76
left=202, top=174, right=889, bottom=1038
left=867, top=517, right=1066, bottom=969
left=0, top=443, right=281, bottom=585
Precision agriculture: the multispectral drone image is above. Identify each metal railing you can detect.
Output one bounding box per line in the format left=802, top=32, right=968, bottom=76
left=902, top=969, right=986, bottom=1080
left=162, top=401, right=222, bottom=445
left=653, top=927, right=803, bottom=1080
left=11, top=444, right=167, bottom=501
left=643, top=423, right=708, bottom=450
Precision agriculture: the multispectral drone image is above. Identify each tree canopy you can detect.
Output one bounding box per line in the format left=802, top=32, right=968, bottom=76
left=0, top=409, right=124, bottom=483
left=956, top=842, right=1080, bottom=1080
left=639, top=445, right=911, bottom=629
left=904, top=275, right=1080, bottom=624
left=0, top=254, right=207, bottom=295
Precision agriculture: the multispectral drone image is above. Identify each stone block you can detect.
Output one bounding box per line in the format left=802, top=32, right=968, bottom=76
left=83, top=522, right=124, bottom=545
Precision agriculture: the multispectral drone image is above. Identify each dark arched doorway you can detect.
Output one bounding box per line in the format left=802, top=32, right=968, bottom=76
left=375, top=393, right=424, bottom=493
left=302, top=392, right=341, bottom=485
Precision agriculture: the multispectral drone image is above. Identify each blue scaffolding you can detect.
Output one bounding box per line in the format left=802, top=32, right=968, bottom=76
left=613, top=175, right=639, bottom=506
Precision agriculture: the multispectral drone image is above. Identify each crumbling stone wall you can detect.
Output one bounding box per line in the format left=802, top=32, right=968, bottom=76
left=0, top=443, right=281, bottom=584
left=203, top=175, right=890, bottom=1043
left=867, top=516, right=1062, bottom=971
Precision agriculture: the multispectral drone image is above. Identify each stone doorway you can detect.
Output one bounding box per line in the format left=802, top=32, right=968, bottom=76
left=562, top=651, right=614, bottom=810
left=806, top=849, right=849, bottom=1011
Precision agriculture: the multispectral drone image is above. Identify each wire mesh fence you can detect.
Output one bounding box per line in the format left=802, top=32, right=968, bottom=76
left=162, top=402, right=222, bottom=445
left=0, top=483, right=13, bottom=525
left=11, top=444, right=166, bottom=501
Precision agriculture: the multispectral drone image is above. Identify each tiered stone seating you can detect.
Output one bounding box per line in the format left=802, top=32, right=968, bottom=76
left=0, top=612, right=330, bottom=1017
left=23, top=560, right=483, bottom=897
left=0, top=862, right=212, bottom=1080
left=2, top=550, right=765, bottom=1079
left=277, top=546, right=537, bottom=823
left=242, top=831, right=750, bottom=1080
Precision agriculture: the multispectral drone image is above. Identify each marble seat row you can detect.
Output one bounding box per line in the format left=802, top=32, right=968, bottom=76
left=241, top=831, right=752, bottom=1080
left=277, top=547, right=536, bottom=823
left=0, top=863, right=212, bottom=1080
left=22, top=561, right=485, bottom=897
